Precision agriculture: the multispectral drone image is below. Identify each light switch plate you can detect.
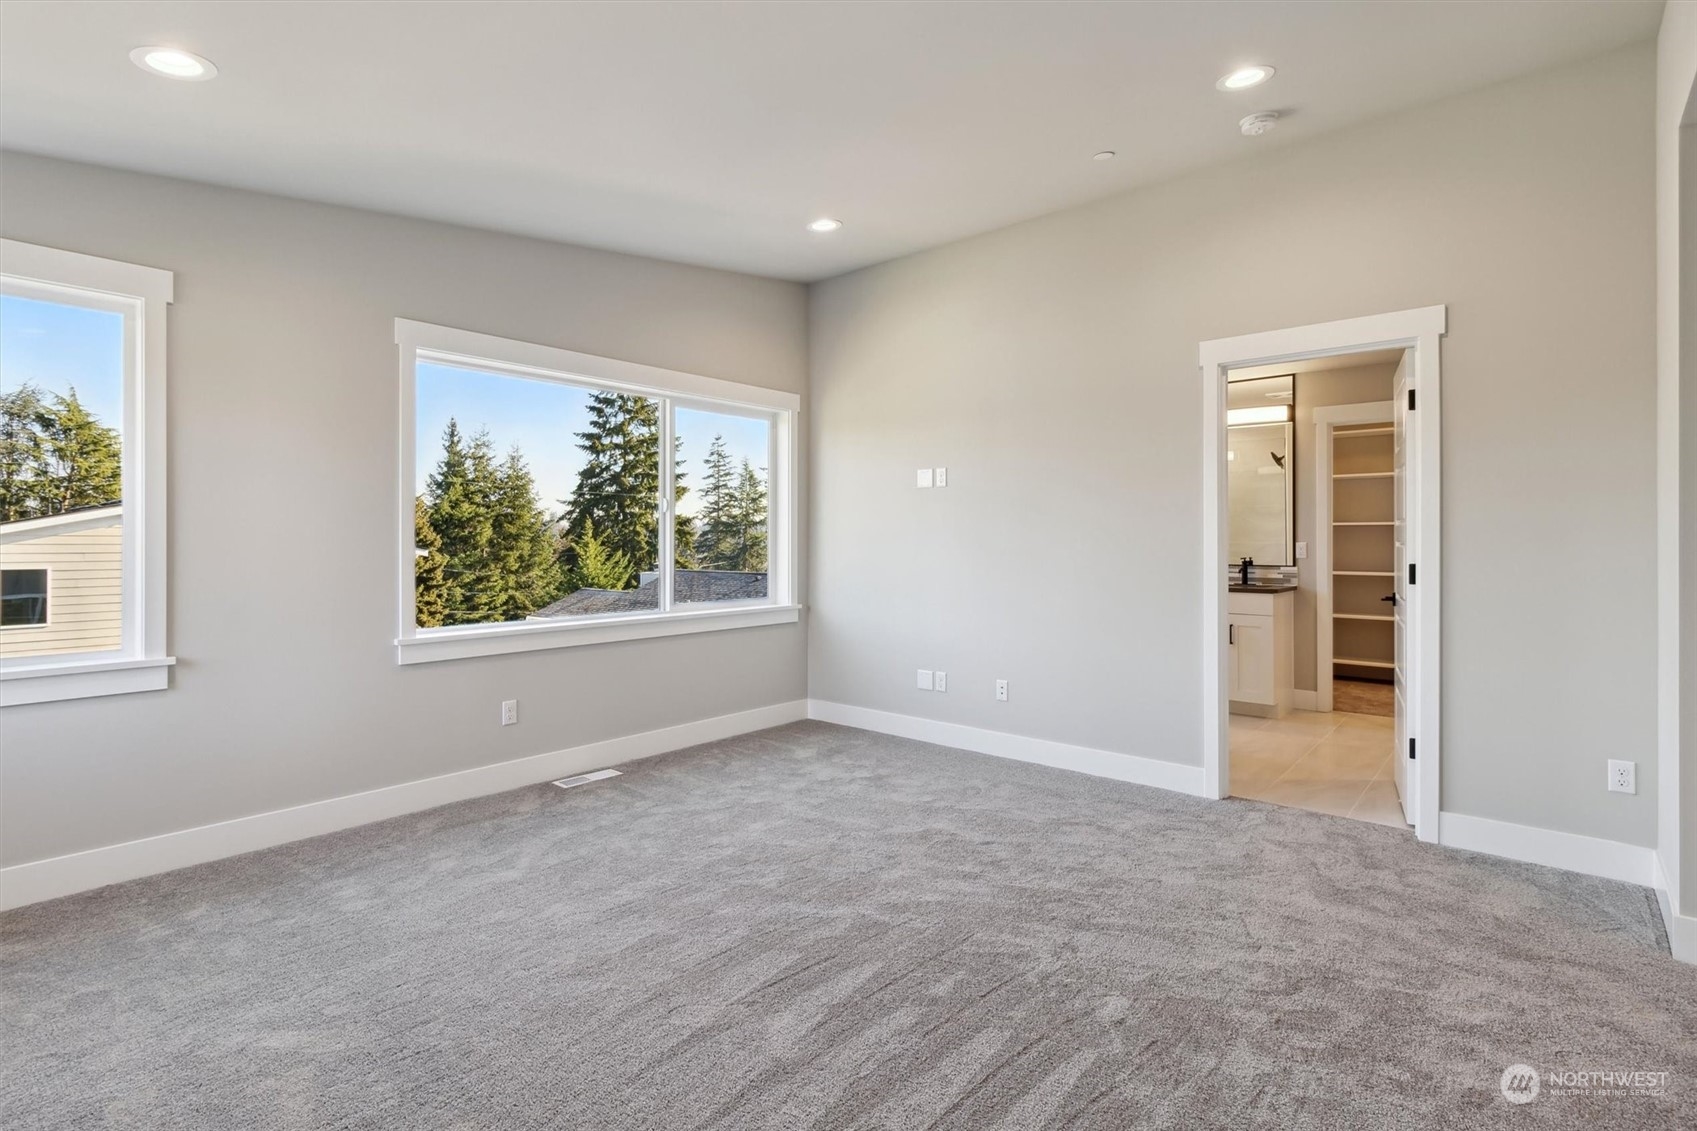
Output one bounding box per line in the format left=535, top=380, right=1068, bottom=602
left=916, top=668, right=934, bottom=690
left=934, top=467, right=948, bottom=487
left=916, top=468, right=934, bottom=489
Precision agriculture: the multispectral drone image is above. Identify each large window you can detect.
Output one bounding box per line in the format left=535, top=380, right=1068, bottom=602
left=396, top=320, right=797, bottom=664
left=0, top=241, right=173, bottom=705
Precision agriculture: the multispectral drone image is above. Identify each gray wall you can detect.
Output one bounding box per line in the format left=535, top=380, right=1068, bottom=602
left=0, top=153, right=809, bottom=867
left=809, top=45, right=1658, bottom=845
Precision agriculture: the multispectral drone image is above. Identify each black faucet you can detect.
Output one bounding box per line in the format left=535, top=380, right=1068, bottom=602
left=1239, top=557, right=1253, bottom=586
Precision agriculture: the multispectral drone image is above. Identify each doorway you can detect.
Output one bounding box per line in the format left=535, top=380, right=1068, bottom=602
left=1200, top=307, right=1445, bottom=842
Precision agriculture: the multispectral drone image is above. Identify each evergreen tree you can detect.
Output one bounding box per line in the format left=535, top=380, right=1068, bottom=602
left=567, top=518, right=634, bottom=591
left=413, top=495, right=452, bottom=628
left=0, top=383, right=121, bottom=523
left=486, top=446, right=565, bottom=619
left=695, top=433, right=738, bottom=569
left=38, top=388, right=121, bottom=515
left=558, top=393, right=691, bottom=586
left=731, top=459, right=769, bottom=571
left=0, top=384, right=48, bottom=523
left=424, top=421, right=501, bottom=624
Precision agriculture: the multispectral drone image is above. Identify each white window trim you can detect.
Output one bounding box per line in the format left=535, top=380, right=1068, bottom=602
left=0, top=241, right=174, bottom=706
left=395, top=319, right=801, bottom=666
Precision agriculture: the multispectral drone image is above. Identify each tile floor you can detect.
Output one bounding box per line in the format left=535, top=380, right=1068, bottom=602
left=1229, top=709, right=1411, bottom=828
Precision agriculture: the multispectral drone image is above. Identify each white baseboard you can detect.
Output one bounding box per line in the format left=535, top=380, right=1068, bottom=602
left=1652, top=852, right=1697, bottom=964
left=0, top=699, right=808, bottom=912
left=1437, top=811, right=1655, bottom=887
left=807, top=699, right=1207, bottom=797
left=1292, top=690, right=1319, bottom=712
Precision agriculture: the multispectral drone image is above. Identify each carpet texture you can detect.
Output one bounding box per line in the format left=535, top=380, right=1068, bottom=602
left=1331, top=679, right=1394, bottom=717
left=3, top=721, right=1692, bottom=1130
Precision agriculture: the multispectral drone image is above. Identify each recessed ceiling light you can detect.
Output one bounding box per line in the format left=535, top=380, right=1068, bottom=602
left=807, top=218, right=843, bottom=233
left=1216, top=64, right=1274, bottom=92
left=1093, top=150, right=1116, bottom=161
left=130, top=46, right=218, bottom=81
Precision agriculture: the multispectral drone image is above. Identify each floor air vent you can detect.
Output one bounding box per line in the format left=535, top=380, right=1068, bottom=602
left=552, top=768, right=622, bottom=790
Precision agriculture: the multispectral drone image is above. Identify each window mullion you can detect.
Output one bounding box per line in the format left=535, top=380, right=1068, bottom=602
left=659, top=398, right=676, bottom=614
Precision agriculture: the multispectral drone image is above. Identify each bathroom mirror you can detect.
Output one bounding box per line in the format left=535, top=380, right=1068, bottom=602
left=1227, top=374, right=1295, bottom=566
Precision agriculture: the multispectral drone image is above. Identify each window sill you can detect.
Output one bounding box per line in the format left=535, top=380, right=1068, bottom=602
left=0, top=656, right=176, bottom=706
left=396, top=603, right=801, bottom=665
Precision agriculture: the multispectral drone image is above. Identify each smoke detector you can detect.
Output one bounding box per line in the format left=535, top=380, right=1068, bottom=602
left=1239, top=112, right=1279, bottom=137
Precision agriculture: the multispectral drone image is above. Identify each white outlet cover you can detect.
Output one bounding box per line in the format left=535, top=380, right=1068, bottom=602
left=916, top=468, right=933, bottom=488
left=1607, top=759, right=1636, bottom=794
left=917, top=668, right=933, bottom=689
left=995, top=679, right=1008, bottom=701
left=933, top=670, right=947, bottom=692
left=934, top=467, right=948, bottom=487
left=1295, top=541, right=1307, bottom=559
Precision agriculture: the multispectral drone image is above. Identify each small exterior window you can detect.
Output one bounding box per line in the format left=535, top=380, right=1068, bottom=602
left=0, top=241, right=174, bottom=705
left=0, top=568, right=48, bottom=626
left=396, top=320, right=799, bottom=664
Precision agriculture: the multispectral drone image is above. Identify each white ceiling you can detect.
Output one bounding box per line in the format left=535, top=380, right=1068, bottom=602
left=0, top=1, right=1662, bottom=282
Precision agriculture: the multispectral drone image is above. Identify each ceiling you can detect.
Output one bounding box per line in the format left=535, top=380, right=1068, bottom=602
left=0, top=1, right=1662, bottom=282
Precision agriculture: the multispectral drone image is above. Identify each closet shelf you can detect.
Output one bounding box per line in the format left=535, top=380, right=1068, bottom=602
left=1334, top=656, right=1395, bottom=670
left=1336, top=427, right=1394, bottom=437
left=1333, top=521, right=1393, bottom=527
left=1333, top=472, right=1394, bottom=480
left=1334, top=570, right=1394, bottom=577
left=1334, top=613, right=1393, bottom=622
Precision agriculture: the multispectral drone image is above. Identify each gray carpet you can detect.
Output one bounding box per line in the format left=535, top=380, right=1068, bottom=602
left=3, top=721, right=1692, bottom=1130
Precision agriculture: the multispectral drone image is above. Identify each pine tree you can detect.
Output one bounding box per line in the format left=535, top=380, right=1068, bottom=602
left=486, top=446, right=564, bottom=619
left=567, top=518, right=634, bottom=591
left=38, top=389, right=121, bottom=515
left=424, top=420, right=500, bottom=624
left=731, top=459, right=769, bottom=571
left=695, top=433, right=737, bottom=569
left=558, top=393, right=691, bottom=586
left=0, top=384, right=48, bottom=523
left=0, top=383, right=122, bottom=523
left=413, top=495, right=452, bottom=628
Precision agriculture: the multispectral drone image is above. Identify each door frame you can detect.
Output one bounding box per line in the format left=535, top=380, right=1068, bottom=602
left=1312, top=399, right=1396, bottom=715
left=1200, top=306, right=1446, bottom=842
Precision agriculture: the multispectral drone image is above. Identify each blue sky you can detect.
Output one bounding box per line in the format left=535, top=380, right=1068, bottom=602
left=416, top=362, right=768, bottom=519
left=0, top=294, right=125, bottom=428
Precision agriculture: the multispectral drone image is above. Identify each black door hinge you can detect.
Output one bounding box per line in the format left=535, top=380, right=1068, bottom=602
left=1409, top=563, right=1417, bottom=585
left=1408, top=388, right=1416, bottom=411
left=1409, top=737, right=1416, bottom=760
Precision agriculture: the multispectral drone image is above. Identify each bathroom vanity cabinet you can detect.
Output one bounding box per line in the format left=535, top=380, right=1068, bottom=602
left=1228, top=587, right=1295, bottom=718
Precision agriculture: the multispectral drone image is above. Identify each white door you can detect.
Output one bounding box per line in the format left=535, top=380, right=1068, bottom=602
left=1391, top=349, right=1414, bottom=823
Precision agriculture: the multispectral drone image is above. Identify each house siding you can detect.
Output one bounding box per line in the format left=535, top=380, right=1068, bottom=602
left=0, top=520, right=122, bottom=657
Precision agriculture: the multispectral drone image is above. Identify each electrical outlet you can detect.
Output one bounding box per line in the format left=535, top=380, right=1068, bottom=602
left=934, top=467, right=948, bottom=487
left=1295, top=541, right=1308, bottom=560
left=995, top=679, right=1008, bottom=702
left=1607, top=760, right=1635, bottom=794
left=933, top=670, right=947, bottom=692
left=501, top=699, right=519, bottom=727
left=916, top=468, right=933, bottom=489
left=916, top=669, right=933, bottom=690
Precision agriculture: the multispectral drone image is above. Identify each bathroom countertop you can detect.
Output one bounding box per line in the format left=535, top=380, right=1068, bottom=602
left=1229, top=582, right=1298, bottom=593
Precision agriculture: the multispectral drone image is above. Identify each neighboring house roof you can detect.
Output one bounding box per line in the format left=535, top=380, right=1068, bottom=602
left=0, top=503, right=122, bottom=543
left=532, top=570, right=767, bottom=618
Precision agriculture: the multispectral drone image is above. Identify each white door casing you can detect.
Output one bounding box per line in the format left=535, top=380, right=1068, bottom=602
left=1200, top=306, right=1444, bottom=841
